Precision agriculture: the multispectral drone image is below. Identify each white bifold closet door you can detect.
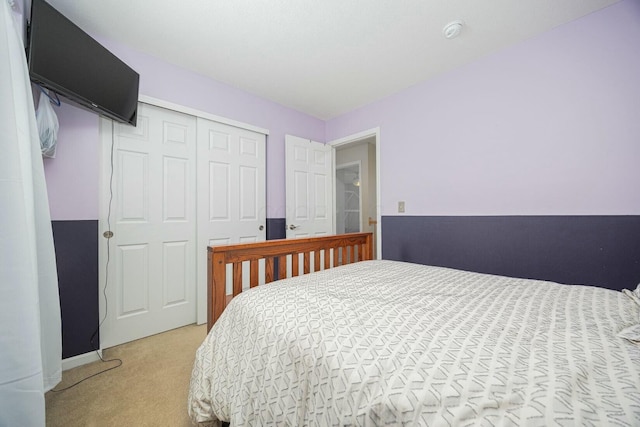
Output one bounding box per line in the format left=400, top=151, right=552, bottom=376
left=195, top=118, right=266, bottom=316
left=101, top=103, right=265, bottom=349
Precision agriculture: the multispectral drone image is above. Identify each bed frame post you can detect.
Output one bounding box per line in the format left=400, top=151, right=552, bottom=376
left=365, top=232, right=373, bottom=261
left=208, top=248, right=227, bottom=330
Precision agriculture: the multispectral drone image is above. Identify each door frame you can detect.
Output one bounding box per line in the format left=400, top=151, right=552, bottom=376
left=328, top=127, right=381, bottom=259
left=99, top=95, right=270, bottom=347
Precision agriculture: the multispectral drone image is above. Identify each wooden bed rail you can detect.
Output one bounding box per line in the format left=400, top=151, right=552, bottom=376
left=207, top=232, right=373, bottom=330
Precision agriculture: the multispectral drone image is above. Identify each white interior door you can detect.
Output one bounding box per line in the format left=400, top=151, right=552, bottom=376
left=101, top=103, right=197, bottom=348
left=285, top=135, right=333, bottom=238
left=197, top=119, right=266, bottom=314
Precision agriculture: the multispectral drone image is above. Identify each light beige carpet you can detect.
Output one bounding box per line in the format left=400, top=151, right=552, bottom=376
left=46, top=324, right=207, bottom=427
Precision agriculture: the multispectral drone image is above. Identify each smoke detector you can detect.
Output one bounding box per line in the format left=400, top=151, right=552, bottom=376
left=443, top=20, right=464, bottom=39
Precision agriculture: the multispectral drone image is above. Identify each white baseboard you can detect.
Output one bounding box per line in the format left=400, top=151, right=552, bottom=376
left=62, top=349, right=103, bottom=371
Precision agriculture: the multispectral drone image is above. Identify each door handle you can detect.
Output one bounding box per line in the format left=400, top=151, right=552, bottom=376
left=259, top=225, right=264, bottom=231
left=368, top=217, right=378, bottom=226
left=288, top=224, right=298, bottom=230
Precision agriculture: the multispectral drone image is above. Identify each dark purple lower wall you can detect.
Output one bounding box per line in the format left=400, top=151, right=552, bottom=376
left=52, top=220, right=99, bottom=359
left=267, top=218, right=286, bottom=279
left=381, top=215, right=640, bottom=291
left=54, top=215, right=636, bottom=357
left=267, top=218, right=286, bottom=240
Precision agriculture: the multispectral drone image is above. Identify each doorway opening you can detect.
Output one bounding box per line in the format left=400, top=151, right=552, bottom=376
left=331, top=130, right=379, bottom=259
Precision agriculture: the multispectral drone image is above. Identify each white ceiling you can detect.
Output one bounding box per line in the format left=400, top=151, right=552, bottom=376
left=45, top=0, right=619, bottom=120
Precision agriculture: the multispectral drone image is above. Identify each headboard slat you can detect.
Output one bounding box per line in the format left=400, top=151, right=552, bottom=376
left=304, top=252, right=311, bottom=274
left=232, top=263, right=242, bottom=297
left=292, top=253, right=299, bottom=277
left=265, top=258, right=274, bottom=284
left=250, top=259, right=259, bottom=288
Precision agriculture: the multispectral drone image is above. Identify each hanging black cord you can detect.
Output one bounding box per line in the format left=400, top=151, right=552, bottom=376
left=50, top=125, right=122, bottom=392
left=49, top=357, right=121, bottom=392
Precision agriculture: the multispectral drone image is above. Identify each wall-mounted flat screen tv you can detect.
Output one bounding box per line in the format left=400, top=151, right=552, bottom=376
left=27, top=0, right=139, bottom=126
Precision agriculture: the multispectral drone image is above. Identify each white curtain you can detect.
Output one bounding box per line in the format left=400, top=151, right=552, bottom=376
left=0, top=0, right=62, bottom=425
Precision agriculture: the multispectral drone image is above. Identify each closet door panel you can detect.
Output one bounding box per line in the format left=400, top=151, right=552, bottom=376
left=196, top=118, right=266, bottom=322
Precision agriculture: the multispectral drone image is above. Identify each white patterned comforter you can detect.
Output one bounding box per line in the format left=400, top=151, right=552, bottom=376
left=189, top=260, right=640, bottom=426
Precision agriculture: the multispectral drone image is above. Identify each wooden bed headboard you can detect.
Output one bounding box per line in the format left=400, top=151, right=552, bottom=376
left=207, top=232, right=373, bottom=330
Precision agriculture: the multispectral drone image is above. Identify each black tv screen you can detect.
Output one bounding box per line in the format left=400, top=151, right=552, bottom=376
left=27, top=0, right=139, bottom=126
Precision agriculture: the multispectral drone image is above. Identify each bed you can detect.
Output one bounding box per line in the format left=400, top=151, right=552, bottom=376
left=189, top=233, right=640, bottom=426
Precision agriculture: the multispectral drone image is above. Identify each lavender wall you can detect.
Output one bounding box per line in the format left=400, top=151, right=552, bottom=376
left=326, top=0, right=640, bottom=217
left=44, top=1, right=640, bottom=220
left=42, top=103, right=99, bottom=220
left=43, top=38, right=325, bottom=220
